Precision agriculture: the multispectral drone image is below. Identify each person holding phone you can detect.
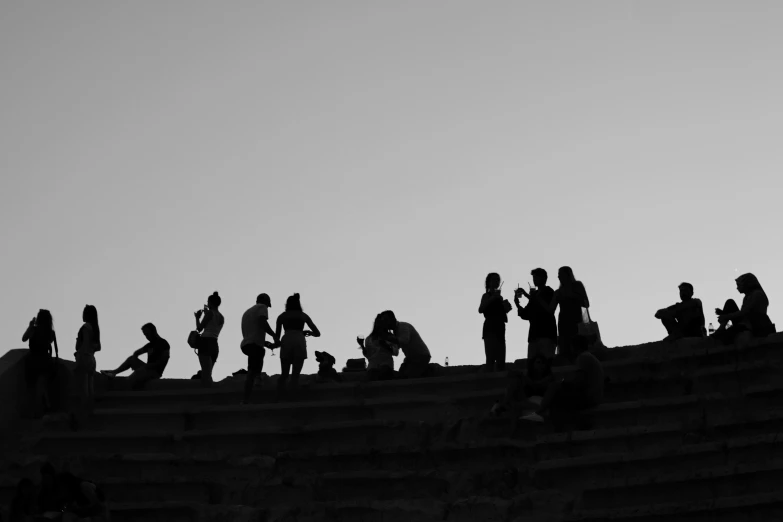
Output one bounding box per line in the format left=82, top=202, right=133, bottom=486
left=22, top=309, right=59, bottom=415
left=194, top=292, right=224, bottom=387
left=514, top=268, right=557, bottom=361
left=479, top=272, right=512, bottom=372
left=274, top=293, right=320, bottom=400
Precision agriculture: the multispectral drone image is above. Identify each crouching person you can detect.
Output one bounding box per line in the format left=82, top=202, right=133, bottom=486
left=315, top=351, right=342, bottom=383
left=101, top=323, right=169, bottom=390
left=520, top=336, right=604, bottom=430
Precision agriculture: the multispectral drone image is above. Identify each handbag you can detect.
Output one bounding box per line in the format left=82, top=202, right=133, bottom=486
left=187, top=331, right=201, bottom=349
left=578, top=307, right=601, bottom=343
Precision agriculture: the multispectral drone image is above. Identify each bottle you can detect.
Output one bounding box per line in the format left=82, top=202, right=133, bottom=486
left=708, top=323, right=715, bottom=336
left=445, top=357, right=449, bottom=367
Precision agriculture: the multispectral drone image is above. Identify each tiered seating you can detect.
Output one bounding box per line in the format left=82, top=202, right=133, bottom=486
left=2, top=333, right=783, bottom=521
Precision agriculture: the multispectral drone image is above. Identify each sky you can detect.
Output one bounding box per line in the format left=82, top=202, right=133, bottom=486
left=1, top=2, right=781, bottom=380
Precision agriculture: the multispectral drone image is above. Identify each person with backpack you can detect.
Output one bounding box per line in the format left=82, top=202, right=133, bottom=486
left=194, top=292, right=224, bottom=387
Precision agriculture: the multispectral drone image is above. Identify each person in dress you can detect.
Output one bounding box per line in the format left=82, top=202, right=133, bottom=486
left=274, top=293, right=321, bottom=400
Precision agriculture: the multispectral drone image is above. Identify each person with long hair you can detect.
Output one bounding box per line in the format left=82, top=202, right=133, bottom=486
left=479, top=272, right=512, bottom=372
left=360, top=313, right=399, bottom=381
left=194, top=291, right=224, bottom=387
left=274, top=293, right=320, bottom=400
left=714, top=273, right=775, bottom=344
left=75, top=305, right=101, bottom=403
left=545, top=267, right=589, bottom=362
left=22, top=309, right=59, bottom=415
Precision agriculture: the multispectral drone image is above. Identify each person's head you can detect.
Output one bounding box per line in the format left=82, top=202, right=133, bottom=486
left=736, top=273, right=762, bottom=294
left=207, top=292, right=221, bottom=309
left=141, top=323, right=158, bottom=341
left=35, top=309, right=54, bottom=334
left=82, top=305, right=100, bottom=345
left=678, top=282, right=694, bottom=301
left=528, top=354, right=552, bottom=377
left=256, top=293, right=271, bottom=307
left=531, top=268, right=548, bottom=288
left=285, top=293, right=303, bottom=312
left=558, top=266, right=576, bottom=287
left=485, top=273, right=501, bottom=292
left=381, top=310, right=397, bottom=330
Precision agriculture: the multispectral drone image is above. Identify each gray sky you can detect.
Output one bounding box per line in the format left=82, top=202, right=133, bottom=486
left=2, top=2, right=780, bottom=379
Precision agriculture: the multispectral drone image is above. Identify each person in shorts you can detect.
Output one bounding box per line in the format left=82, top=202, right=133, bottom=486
left=240, top=293, right=278, bottom=404
left=194, top=292, right=224, bottom=387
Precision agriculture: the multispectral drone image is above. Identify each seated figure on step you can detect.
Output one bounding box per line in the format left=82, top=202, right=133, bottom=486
left=359, top=313, right=398, bottom=382
left=714, top=273, right=775, bottom=345
left=101, top=322, right=169, bottom=390
left=654, top=282, right=706, bottom=341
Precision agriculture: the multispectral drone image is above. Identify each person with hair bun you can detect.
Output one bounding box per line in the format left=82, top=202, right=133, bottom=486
left=194, top=291, right=224, bottom=387
left=274, top=293, right=320, bottom=400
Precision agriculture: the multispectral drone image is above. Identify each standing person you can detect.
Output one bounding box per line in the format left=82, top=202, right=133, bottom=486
left=714, top=273, right=775, bottom=344
left=479, top=273, right=512, bottom=372
left=274, top=293, right=321, bottom=400
left=383, top=311, right=432, bottom=378
left=21, top=309, right=59, bottom=416
left=546, top=267, right=589, bottom=363
left=194, top=292, right=224, bottom=387
left=101, top=323, right=170, bottom=390
left=360, top=313, right=399, bottom=381
left=240, top=293, right=278, bottom=404
left=514, top=268, right=558, bottom=362
left=74, top=305, right=101, bottom=404
left=654, top=282, right=706, bottom=340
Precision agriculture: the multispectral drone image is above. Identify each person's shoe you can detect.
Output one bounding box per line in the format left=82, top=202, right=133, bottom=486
left=520, top=412, right=545, bottom=423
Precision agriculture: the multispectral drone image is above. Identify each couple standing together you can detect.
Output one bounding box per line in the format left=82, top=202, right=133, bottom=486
left=480, top=267, right=589, bottom=370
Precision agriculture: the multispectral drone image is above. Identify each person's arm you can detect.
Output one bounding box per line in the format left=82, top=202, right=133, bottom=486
left=655, top=303, right=677, bottom=319
left=579, top=282, right=590, bottom=309
left=53, top=331, right=59, bottom=358
left=22, top=322, right=34, bottom=342
left=515, top=297, right=531, bottom=320
left=478, top=291, right=501, bottom=314
left=544, top=291, right=559, bottom=315
left=196, top=310, right=212, bottom=333
left=303, top=314, right=321, bottom=337
left=133, top=343, right=151, bottom=358
left=274, top=316, right=283, bottom=342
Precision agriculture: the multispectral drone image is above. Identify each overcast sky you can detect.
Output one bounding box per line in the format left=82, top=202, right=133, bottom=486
left=1, top=2, right=780, bottom=380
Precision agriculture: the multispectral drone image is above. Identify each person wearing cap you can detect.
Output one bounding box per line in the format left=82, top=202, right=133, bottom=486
left=240, top=293, right=279, bottom=404
left=654, top=282, right=706, bottom=340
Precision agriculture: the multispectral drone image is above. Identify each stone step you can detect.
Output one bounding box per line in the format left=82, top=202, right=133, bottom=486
left=533, top=432, right=783, bottom=491
left=49, top=391, right=497, bottom=434
left=579, top=457, right=783, bottom=510
left=567, top=490, right=783, bottom=522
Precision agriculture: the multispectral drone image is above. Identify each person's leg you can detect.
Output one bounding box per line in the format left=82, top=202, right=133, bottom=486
left=277, top=360, right=291, bottom=400
left=129, top=364, right=158, bottom=391
left=660, top=316, right=680, bottom=337
left=484, top=337, right=495, bottom=372
left=290, top=358, right=304, bottom=390
left=243, top=345, right=263, bottom=403
left=103, top=355, right=144, bottom=376
left=497, top=336, right=506, bottom=371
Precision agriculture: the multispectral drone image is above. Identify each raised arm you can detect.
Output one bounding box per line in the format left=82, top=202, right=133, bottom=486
left=22, top=325, right=33, bottom=342
left=196, top=310, right=212, bottom=333
left=304, top=314, right=321, bottom=337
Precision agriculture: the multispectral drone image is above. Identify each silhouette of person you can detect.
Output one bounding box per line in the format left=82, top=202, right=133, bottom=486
left=521, top=335, right=604, bottom=425
left=274, top=293, right=321, bottom=400
left=654, top=282, right=706, bottom=341
left=74, top=305, right=101, bottom=403
left=361, top=313, right=399, bottom=381
left=194, top=292, right=224, bottom=387
left=479, top=273, right=513, bottom=372
left=382, top=310, right=431, bottom=378
left=545, top=267, right=589, bottom=362
left=240, top=293, right=278, bottom=404
left=22, top=309, right=59, bottom=416
left=493, top=354, right=555, bottom=417
left=714, top=273, right=775, bottom=344
left=101, top=323, right=170, bottom=390
left=514, top=268, right=557, bottom=361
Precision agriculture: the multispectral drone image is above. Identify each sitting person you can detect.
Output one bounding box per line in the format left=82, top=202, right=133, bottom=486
left=714, top=272, right=775, bottom=344
left=359, top=314, right=399, bottom=381
left=101, top=323, right=169, bottom=390
left=492, top=354, right=554, bottom=416
left=654, top=282, right=706, bottom=340
left=520, top=335, right=604, bottom=426
left=314, top=351, right=342, bottom=383
left=382, top=311, right=431, bottom=379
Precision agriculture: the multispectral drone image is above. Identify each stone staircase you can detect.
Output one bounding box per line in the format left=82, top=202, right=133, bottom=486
left=2, top=333, right=783, bottom=521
